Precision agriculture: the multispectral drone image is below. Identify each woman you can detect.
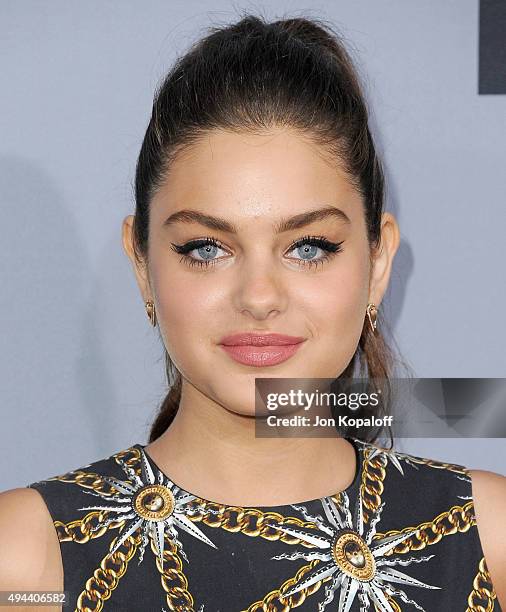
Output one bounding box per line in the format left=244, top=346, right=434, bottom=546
left=1, top=13, right=504, bottom=612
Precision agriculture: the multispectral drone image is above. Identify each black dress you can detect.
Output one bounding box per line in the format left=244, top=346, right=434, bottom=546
left=27, top=437, right=502, bottom=611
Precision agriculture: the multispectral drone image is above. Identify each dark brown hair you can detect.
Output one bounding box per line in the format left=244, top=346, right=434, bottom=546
left=130, top=12, right=410, bottom=445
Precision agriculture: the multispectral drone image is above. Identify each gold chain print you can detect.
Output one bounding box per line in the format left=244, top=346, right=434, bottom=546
left=40, top=442, right=499, bottom=612
left=465, top=556, right=498, bottom=612
left=360, top=448, right=387, bottom=524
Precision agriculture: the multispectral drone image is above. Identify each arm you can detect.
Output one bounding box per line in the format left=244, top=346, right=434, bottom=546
left=0, top=488, right=63, bottom=612
left=470, top=469, right=506, bottom=610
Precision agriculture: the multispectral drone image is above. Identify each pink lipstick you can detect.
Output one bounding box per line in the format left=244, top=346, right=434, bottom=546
left=219, top=332, right=306, bottom=367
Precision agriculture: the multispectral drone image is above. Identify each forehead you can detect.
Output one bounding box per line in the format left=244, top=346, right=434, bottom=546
left=151, top=128, right=363, bottom=226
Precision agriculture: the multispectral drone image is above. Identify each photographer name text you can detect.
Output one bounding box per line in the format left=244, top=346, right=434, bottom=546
left=266, top=414, right=393, bottom=428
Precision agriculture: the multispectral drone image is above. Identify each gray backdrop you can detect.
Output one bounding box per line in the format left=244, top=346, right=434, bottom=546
left=1, top=0, right=504, bottom=491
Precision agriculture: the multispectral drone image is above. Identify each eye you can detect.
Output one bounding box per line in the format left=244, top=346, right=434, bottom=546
left=285, top=235, right=344, bottom=269
left=170, top=237, right=229, bottom=268
left=170, top=234, right=344, bottom=270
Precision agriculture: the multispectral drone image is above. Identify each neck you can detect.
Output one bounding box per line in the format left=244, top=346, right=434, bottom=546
left=144, top=382, right=358, bottom=507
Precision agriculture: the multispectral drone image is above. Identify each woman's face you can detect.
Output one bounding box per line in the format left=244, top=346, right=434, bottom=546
left=123, top=127, right=399, bottom=416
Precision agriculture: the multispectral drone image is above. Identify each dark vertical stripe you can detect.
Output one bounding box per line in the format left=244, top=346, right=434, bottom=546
left=479, top=0, right=506, bottom=94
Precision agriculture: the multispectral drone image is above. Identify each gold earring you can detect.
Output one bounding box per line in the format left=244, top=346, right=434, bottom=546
left=145, top=300, right=157, bottom=327
left=366, top=303, right=377, bottom=334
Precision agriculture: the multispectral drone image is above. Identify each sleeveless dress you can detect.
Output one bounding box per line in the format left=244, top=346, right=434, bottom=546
left=26, top=437, right=502, bottom=612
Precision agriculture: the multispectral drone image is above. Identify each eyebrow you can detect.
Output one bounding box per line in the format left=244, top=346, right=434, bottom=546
left=162, top=205, right=351, bottom=234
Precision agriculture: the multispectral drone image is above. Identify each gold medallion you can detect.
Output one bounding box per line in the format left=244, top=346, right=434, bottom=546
left=332, top=531, right=376, bottom=581
left=134, top=485, right=175, bottom=521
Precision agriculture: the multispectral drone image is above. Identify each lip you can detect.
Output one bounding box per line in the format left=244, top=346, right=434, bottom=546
left=220, top=332, right=306, bottom=346
left=219, top=332, right=306, bottom=367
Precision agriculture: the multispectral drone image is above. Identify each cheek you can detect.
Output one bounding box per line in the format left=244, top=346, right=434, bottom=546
left=290, top=251, right=370, bottom=376
left=149, top=261, right=223, bottom=364
left=299, top=252, right=370, bottom=336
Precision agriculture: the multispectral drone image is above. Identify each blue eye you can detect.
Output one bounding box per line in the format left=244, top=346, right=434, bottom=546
left=195, top=243, right=219, bottom=260
left=297, top=244, right=318, bottom=259
left=285, top=235, right=344, bottom=269
left=170, top=238, right=227, bottom=268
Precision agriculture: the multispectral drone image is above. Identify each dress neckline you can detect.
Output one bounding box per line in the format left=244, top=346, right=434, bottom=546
left=133, top=436, right=363, bottom=510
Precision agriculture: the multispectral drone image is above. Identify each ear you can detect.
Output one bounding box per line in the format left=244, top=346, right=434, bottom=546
left=121, top=215, right=152, bottom=302
left=368, top=212, right=400, bottom=306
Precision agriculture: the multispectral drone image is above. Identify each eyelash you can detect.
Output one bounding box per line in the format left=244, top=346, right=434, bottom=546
left=170, top=235, right=344, bottom=270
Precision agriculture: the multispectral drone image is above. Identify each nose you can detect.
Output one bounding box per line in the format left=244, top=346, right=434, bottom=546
left=234, top=259, right=288, bottom=320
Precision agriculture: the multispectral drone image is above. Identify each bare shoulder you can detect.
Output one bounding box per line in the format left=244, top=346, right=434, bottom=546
left=0, top=487, right=63, bottom=609
left=469, top=469, right=506, bottom=610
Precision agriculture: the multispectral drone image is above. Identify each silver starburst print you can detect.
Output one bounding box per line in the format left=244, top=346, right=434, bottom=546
left=77, top=448, right=217, bottom=570
left=267, top=489, right=440, bottom=612
left=352, top=437, right=419, bottom=475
